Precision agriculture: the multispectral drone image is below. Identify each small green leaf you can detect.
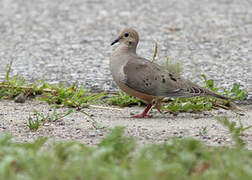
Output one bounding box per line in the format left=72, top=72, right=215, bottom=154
left=181, top=102, right=193, bottom=111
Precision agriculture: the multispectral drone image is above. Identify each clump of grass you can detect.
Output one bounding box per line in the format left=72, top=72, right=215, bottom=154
left=27, top=116, right=42, bottom=131
left=217, top=117, right=252, bottom=147
left=108, top=91, right=143, bottom=107
left=201, top=74, right=219, bottom=92
left=0, top=61, right=105, bottom=108
left=164, top=96, right=213, bottom=112
left=202, top=74, right=247, bottom=101
left=229, top=83, right=247, bottom=100
left=38, top=82, right=105, bottom=108
left=0, top=74, right=26, bottom=99
left=99, top=127, right=136, bottom=161
left=27, top=108, right=73, bottom=131
left=0, top=126, right=252, bottom=180
left=199, top=127, right=207, bottom=137
left=0, top=61, right=48, bottom=99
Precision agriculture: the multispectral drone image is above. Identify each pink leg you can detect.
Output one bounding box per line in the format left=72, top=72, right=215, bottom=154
left=131, top=104, right=153, bottom=118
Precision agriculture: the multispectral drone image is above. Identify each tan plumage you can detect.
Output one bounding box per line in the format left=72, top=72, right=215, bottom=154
left=110, top=28, right=228, bottom=118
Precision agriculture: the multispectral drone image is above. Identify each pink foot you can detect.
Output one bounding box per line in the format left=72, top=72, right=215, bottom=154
left=130, top=104, right=153, bottom=118
left=131, top=114, right=153, bottom=118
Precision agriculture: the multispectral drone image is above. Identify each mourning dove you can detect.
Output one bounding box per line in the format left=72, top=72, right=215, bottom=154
left=110, top=28, right=228, bottom=118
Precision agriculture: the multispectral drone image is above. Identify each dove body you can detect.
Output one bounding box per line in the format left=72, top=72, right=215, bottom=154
left=110, top=28, right=228, bottom=118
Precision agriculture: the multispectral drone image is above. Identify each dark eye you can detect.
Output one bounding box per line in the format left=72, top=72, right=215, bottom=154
left=124, top=32, right=130, bottom=38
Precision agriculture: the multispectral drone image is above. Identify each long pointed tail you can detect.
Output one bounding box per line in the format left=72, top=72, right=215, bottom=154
left=207, top=91, right=230, bottom=100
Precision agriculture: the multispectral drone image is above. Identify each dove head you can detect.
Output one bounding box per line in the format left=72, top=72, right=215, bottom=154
left=111, top=28, right=139, bottom=49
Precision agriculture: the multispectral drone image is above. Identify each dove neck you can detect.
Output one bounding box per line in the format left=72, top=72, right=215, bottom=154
left=116, top=43, right=137, bottom=54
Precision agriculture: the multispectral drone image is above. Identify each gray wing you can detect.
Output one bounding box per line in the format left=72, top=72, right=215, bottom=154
left=122, top=57, right=207, bottom=98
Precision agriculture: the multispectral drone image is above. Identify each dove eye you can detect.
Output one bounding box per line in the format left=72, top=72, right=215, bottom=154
left=124, top=32, right=130, bottom=38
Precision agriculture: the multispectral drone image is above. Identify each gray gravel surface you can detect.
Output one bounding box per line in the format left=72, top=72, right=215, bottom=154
left=0, top=0, right=251, bottom=148
left=0, top=0, right=251, bottom=95
left=0, top=100, right=252, bottom=148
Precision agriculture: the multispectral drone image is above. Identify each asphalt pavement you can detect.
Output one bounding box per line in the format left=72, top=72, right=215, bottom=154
left=0, top=0, right=251, bottom=98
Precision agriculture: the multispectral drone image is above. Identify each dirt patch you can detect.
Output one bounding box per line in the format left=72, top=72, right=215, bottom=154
left=0, top=99, right=251, bottom=148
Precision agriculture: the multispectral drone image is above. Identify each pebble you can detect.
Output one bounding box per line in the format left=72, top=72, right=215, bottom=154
left=87, top=132, right=96, bottom=138
left=14, top=93, right=26, bottom=103
left=217, top=109, right=227, bottom=114
left=203, top=112, right=211, bottom=116
left=57, top=121, right=65, bottom=126
left=98, top=133, right=104, bottom=136
left=145, top=135, right=151, bottom=140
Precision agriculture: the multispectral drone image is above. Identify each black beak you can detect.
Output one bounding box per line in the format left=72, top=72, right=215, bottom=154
left=111, top=38, right=119, bottom=46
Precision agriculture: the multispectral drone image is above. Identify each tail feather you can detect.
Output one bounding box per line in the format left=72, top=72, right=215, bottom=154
left=206, top=91, right=229, bottom=100
left=186, top=81, right=230, bottom=100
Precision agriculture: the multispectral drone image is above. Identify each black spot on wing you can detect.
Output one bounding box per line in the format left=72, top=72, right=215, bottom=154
left=169, top=73, right=177, bottom=81
left=143, top=77, right=152, bottom=87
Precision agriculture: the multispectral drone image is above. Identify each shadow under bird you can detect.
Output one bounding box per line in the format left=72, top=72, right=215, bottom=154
left=110, top=28, right=229, bottom=118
